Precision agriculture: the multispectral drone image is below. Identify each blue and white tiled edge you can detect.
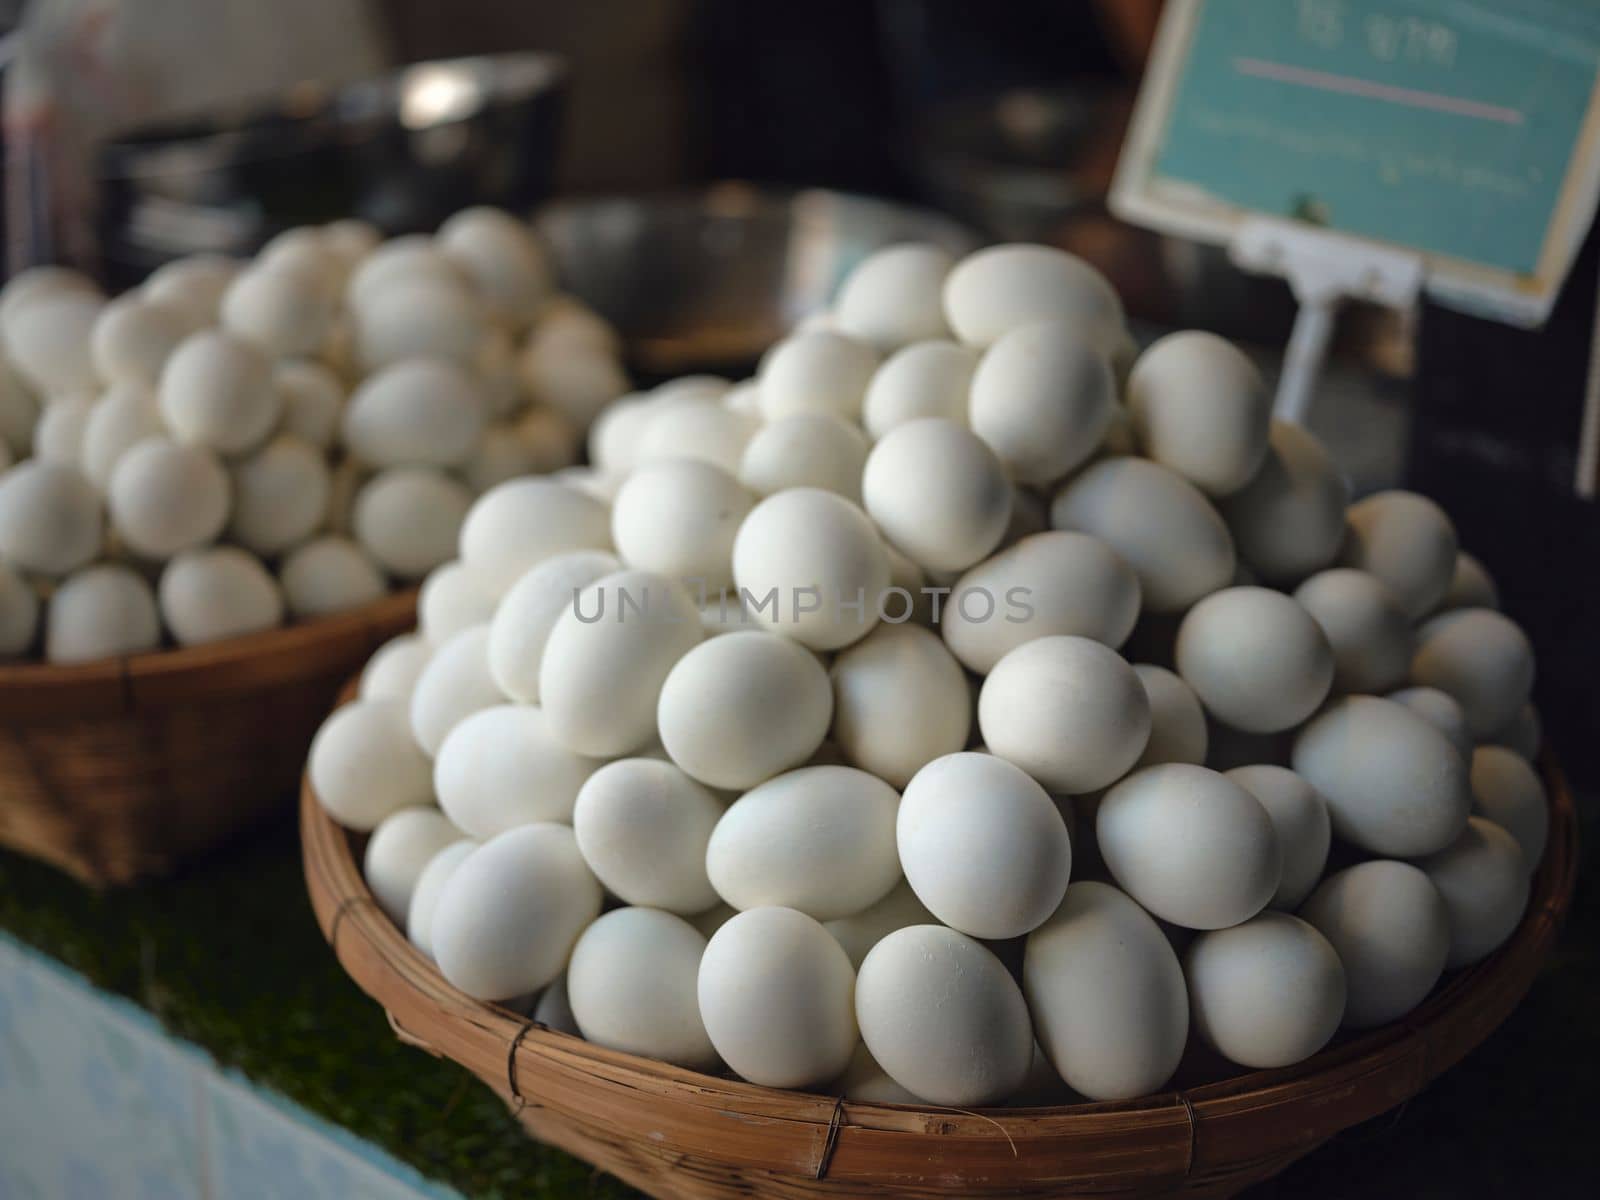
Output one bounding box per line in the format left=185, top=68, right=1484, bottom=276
left=0, top=932, right=461, bottom=1200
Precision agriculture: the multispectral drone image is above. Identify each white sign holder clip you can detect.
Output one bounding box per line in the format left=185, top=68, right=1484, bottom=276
left=1229, top=217, right=1425, bottom=424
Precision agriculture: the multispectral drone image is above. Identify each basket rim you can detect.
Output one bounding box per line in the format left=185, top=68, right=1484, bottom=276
left=0, top=589, right=417, bottom=718
left=301, top=679, right=1579, bottom=1187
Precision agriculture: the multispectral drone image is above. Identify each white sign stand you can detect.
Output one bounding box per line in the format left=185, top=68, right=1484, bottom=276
left=1228, top=217, right=1424, bottom=424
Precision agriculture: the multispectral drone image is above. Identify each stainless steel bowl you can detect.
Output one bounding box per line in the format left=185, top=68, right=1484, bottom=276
left=535, top=185, right=977, bottom=377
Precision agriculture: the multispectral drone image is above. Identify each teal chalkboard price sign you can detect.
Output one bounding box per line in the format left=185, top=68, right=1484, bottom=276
left=1113, top=0, right=1600, bottom=328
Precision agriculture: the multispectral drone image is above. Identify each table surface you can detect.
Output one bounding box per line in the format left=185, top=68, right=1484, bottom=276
left=0, top=797, right=1594, bottom=1200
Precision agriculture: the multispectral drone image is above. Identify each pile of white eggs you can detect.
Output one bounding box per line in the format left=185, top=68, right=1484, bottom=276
left=0, top=209, right=628, bottom=664
left=309, top=240, right=1547, bottom=1108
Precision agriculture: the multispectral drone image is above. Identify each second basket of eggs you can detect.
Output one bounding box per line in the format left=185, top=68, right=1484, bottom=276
left=302, top=242, right=1572, bottom=1198
left=0, top=209, right=628, bottom=884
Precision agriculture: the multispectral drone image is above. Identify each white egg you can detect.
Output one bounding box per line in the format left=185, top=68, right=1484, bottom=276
left=1, top=265, right=101, bottom=330
left=566, top=907, right=719, bottom=1069
left=1469, top=745, right=1548, bottom=867
left=342, top=359, right=487, bottom=470
left=437, top=206, right=554, bottom=326
left=1416, top=816, right=1530, bottom=968
left=406, top=839, right=477, bottom=959
left=1292, top=695, right=1470, bottom=856
left=1175, top=587, right=1334, bottom=733
left=861, top=340, right=976, bottom=439
left=279, top=536, right=386, bottom=618
left=1411, top=608, right=1535, bottom=739
left=585, top=393, right=655, bottom=473
left=308, top=698, right=434, bottom=831
left=979, top=635, right=1150, bottom=793
left=352, top=467, right=472, bottom=581
left=1130, top=664, right=1208, bottom=770
left=538, top=569, right=703, bottom=756
left=829, top=623, right=970, bottom=788
left=572, top=757, right=724, bottom=913
left=758, top=330, right=878, bottom=422
left=1097, top=764, right=1280, bottom=930
left=364, top=806, right=464, bottom=923
left=1300, top=860, right=1450, bottom=1028
left=158, top=331, right=281, bottom=454
left=158, top=547, right=284, bottom=645
left=897, top=752, right=1072, bottom=938
left=635, top=399, right=758, bottom=476
left=354, top=279, right=486, bottom=372
left=344, top=235, right=463, bottom=313
left=142, top=255, right=240, bottom=326
left=969, top=321, right=1115, bottom=484
left=1023, top=881, right=1188, bottom=1101
left=1437, top=550, right=1499, bottom=612
left=1293, top=568, right=1413, bottom=694
left=707, top=765, right=900, bottom=919
left=434, top=704, right=600, bottom=836
left=942, top=244, right=1123, bottom=349
left=1185, top=912, right=1345, bottom=1068
left=90, top=295, right=189, bottom=387
left=856, top=925, right=1032, bottom=1106
left=1216, top=420, right=1350, bottom=586
left=44, top=564, right=160, bottom=663
left=862, top=419, right=1011, bottom=572
left=731, top=488, right=889, bottom=650
left=431, top=823, right=602, bottom=1000
left=0, top=497, right=49, bottom=588
left=697, top=907, right=858, bottom=1088
left=833, top=243, right=955, bottom=351
left=1224, top=765, right=1330, bottom=910
left=665, top=619, right=833, bottom=769
left=738, top=412, right=869, bottom=502
left=272, top=360, right=344, bottom=450
left=519, top=342, right=630, bottom=429
left=220, top=265, right=334, bottom=359
left=822, top=880, right=936, bottom=970
left=1051, top=457, right=1235, bottom=613
left=32, top=394, right=96, bottom=464
left=1339, top=490, right=1458, bottom=618
left=80, top=383, right=163, bottom=490
left=610, top=459, right=754, bottom=590
left=417, top=561, right=497, bottom=646
left=941, top=530, right=1141, bottom=674
left=1127, top=332, right=1271, bottom=496
left=225, top=436, right=331, bottom=556
left=458, top=478, right=612, bottom=596
left=0, top=562, right=39, bottom=657
left=106, top=438, right=228, bottom=561
left=1386, top=685, right=1474, bottom=757
left=360, top=633, right=433, bottom=702
left=4, top=292, right=104, bottom=397
left=408, top=623, right=504, bottom=756
left=485, top=550, right=621, bottom=702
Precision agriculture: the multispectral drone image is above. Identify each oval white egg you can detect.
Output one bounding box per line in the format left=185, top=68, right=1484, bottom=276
left=158, top=547, right=284, bottom=645
left=158, top=330, right=281, bottom=454
left=363, top=806, right=464, bottom=923
left=1339, top=490, right=1458, bottom=618
left=408, top=624, right=505, bottom=756
left=1410, top=607, right=1535, bottom=739
left=108, top=437, right=230, bottom=560
left=434, top=704, right=600, bottom=837
left=697, top=907, right=857, bottom=1088
left=1175, top=587, right=1334, bottom=733
left=942, top=244, right=1123, bottom=349
left=1096, top=763, right=1280, bottom=930
left=1293, top=568, right=1414, bottom=694
left=1469, top=745, right=1548, bottom=868
left=863, top=419, right=1012, bottom=573
left=1415, top=816, right=1529, bottom=969
left=856, top=925, right=1033, bottom=1106
left=829, top=622, right=970, bottom=788
left=279, top=536, right=386, bottom=618
left=308, top=699, right=434, bottom=831
left=430, top=823, right=602, bottom=1000
left=610, top=458, right=754, bottom=590
left=45, top=564, right=160, bottom=663
left=1023, top=881, right=1188, bottom=1101
left=861, top=340, right=976, bottom=439
left=458, top=478, right=612, bottom=597
left=1216, top=420, right=1349, bottom=586
left=572, top=757, right=725, bottom=914
left=1224, top=765, right=1330, bottom=910
left=0, top=460, right=103, bottom=576
left=707, top=765, right=900, bottom=920
left=405, top=838, right=477, bottom=959
left=485, top=550, right=621, bottom=702
left=758, top=330, right=878, bottom=423
left=897, top=752, right=1072, bottom=939
left=738, top=412, right=869, bottom=502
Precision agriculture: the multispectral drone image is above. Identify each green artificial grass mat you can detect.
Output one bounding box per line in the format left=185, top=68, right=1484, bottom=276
left=1, top=797, right=1595, bottom=1199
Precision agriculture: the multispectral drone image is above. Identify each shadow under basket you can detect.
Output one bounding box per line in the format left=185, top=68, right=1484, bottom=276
left=302, top=692, right=1579, bottom=1200
left=1, top=592, right=415, bottom=887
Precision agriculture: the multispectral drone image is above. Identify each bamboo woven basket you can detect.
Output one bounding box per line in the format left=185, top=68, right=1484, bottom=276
left=302, top=684, right=1578, bottom=1199
left=1, top=591, right=414, bottom=886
